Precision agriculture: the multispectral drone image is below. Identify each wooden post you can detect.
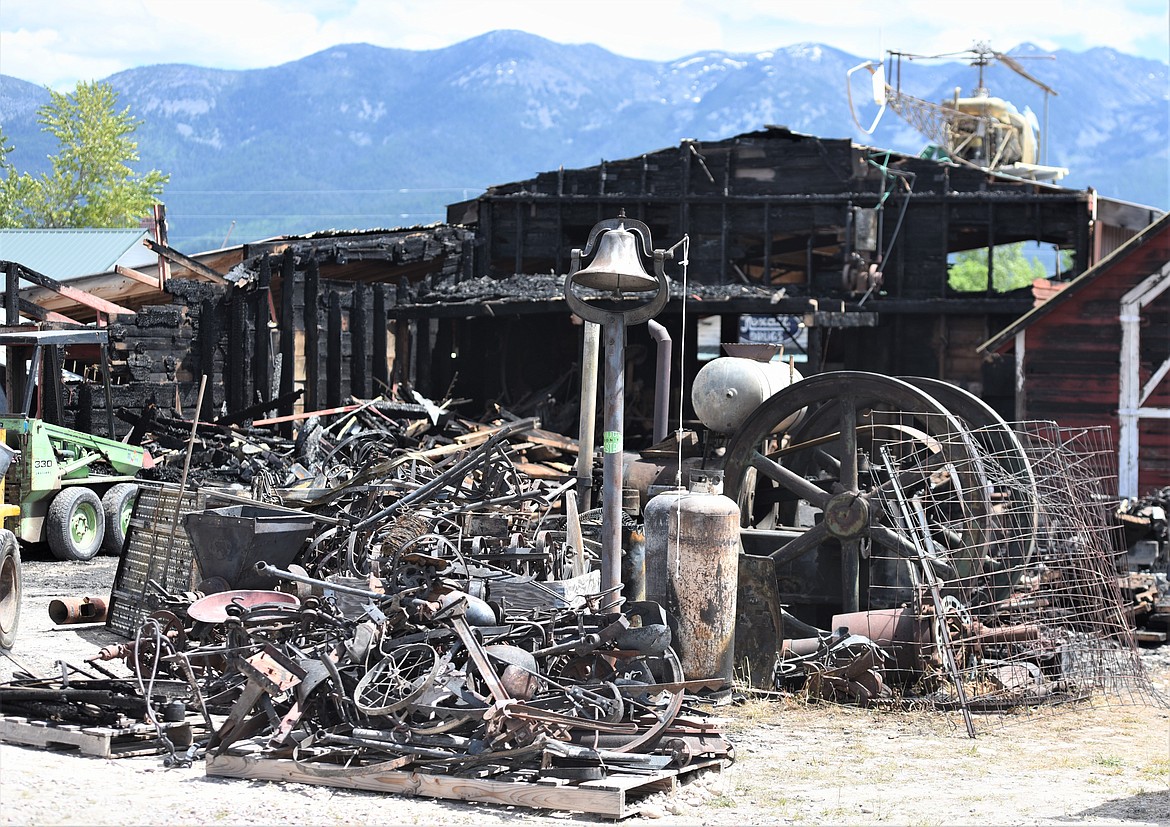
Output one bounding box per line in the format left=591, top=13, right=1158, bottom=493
left=152, top=203, right=171, bottom=291
left=5, top=265, right=25, bottom=408
left=415, top=317, right=432, bottom=397
left=227, top=287, right=247, bottom=412
left=76, top=383, right=93, bottom=435
left=372, top=284, right=388, bottom=394
left=304, top=258, right=320, bottom=411
left=326, top=290, right=342, bottom=408
left=199, top=298, right=219, bottom=421
left=253, top=254, right=271, bottom=404
left=350, top=284, right=367, bottom=400
left=278, top=249, right=296, bottom=438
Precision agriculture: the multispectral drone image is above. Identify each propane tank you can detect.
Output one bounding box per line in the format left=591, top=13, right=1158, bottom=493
left=690, top=355, right=804, bottom=434
left=643, top=469, right=740, bottom=690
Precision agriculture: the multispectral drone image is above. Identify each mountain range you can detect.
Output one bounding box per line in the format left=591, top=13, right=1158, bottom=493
left=1, top=30, right=1167, bottom=253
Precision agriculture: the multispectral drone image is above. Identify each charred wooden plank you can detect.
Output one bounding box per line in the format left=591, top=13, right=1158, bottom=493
left=326, top=290, right=342, bottom=408
left=215, top=389, right=304, bottom=426
left=199, top=297, right=219, bottom=421
left=304, top=258, right=320, bottom=411
left=373, top=284, right=388, bottom=393
left=278, top=249, right=296, bottom=437
left=351, top=284, right=367, bottom=399
left=144, top=238, right=229, bottom=284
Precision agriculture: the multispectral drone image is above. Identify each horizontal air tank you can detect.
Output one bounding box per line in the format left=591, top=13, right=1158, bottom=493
left=643, top=470, right=740, bottom=690
left=691, top=356, right=804, bottom=434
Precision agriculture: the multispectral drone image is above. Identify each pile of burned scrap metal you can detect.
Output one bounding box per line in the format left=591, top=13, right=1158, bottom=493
left=1118, top=486, right=1170, bottom=643
left=84, top=408, right=731, bottom=788
left=116, top=389, right=559, bottom=491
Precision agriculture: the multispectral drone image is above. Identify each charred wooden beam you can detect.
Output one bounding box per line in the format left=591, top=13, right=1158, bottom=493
left=326, top=290, right=342, bottom=408
left=3, top=261, right=135, bottom=317
left=216, top=389, right=304, bottom=427
left=76, top=383, right=93, bottom=434
left=228, top=288, right=247, bottom=413
left=253, top=254, right=272, bottom=406
left=373, top=284, right=388, bottom=393
left=351, top=284, right=367, bottom=400
left=143, top=238, right=229, bottom=284
left=15, top=297, right=80, bottom=324
left=304, top=259, right=320, bottom=411
left=415, top=318, right=432, bottom=398
left=278, top=249, right=296, bottom=438
left=199, top=298, right=219, bottom=421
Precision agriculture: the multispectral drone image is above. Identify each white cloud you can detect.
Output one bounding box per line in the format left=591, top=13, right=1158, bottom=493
left=1, top=0, right=1166, bottom=91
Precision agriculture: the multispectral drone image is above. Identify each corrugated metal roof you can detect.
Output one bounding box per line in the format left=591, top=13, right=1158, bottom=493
left=0, top=228, right=152, bottom=279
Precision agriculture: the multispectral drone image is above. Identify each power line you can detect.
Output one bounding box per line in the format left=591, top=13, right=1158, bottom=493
left=167, top=187, right=485, bottom=195
left=172, top=212, right=447, bottom=218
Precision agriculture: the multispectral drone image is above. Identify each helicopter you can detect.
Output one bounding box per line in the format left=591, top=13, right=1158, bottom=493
left=847, top=42, right=1068, bottom=181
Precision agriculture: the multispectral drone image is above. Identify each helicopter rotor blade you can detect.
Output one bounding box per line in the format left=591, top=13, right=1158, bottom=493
left=993, top=51, right=1059, bottom=96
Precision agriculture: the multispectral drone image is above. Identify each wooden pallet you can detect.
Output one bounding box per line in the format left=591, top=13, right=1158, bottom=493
left=0, top=715, right=195, bottom=759
left=205, top=752, right=724, bottom=819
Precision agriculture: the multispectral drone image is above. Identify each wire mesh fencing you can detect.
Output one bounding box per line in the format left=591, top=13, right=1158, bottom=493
left=863, top=419, right=1162, bottom=730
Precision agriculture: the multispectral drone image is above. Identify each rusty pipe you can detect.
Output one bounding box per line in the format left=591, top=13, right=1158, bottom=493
left=647, top=319, right=671, bottom=445
left=964, top=621, right=1042, bottom=644
left=256, top=561, right=389, bottom=601
left=48, top=596, right=108, bottom=625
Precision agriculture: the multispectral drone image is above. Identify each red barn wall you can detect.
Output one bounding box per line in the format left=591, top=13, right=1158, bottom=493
left=1021, top=227, right=1170, bottom=494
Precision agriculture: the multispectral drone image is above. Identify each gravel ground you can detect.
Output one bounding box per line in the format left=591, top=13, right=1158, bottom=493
left=1, top=551, right=1169, bottom=826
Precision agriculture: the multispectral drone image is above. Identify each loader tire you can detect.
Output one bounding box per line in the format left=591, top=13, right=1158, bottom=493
left=101, top=483, right=139, bottom=556
left=0, top=530, right=21, bottom=650
left=47, top=487, right=105, bottom=562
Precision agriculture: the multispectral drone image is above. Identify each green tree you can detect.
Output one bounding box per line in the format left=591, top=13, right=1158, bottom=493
left=946, top=243, right=1076, bottom=293
left=0, top=81, right=168, bottom=229
left=0, top=127, right=34, bottom=222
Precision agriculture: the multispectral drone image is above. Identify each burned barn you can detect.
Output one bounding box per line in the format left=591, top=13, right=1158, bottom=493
left=429, top=126, right=1160, bottom=433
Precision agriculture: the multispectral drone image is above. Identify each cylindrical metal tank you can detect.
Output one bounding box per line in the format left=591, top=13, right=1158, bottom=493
left=643, top=470, right=740, bottom=689
left=690, top=356, right=804, bottom=434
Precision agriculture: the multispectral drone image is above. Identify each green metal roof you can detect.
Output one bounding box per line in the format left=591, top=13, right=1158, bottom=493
left=0, top=228, right=151, bottom=279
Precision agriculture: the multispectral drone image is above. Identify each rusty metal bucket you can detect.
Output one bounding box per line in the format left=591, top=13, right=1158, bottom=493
left=184, top=504, right=315, bottom=591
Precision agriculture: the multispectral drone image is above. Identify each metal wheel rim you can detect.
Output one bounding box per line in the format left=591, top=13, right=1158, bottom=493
left=71, top=501, right=100, bottom=546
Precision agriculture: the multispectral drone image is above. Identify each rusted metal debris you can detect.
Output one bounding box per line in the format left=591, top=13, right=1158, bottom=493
left=0, top=394, right=731, bottom=800
left=1118, top=486, right=1170, bottom=642
left=1, top=371, right=1163, bottom=809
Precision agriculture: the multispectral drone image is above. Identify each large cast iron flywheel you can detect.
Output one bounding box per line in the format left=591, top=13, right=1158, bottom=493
left=722, top=371, right=993, bottom=620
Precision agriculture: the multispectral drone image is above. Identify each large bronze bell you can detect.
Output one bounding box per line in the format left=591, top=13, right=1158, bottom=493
left=571, top=223, right=660, bottom=292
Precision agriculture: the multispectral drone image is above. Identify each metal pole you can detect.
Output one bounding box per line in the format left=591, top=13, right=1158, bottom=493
left=600, top=319, right=625, bottom=610
left=575, top=321, right=600, bottom=512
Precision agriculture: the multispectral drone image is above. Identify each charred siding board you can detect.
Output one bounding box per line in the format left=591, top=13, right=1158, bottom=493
left=940, top=316, right=988, bottom=389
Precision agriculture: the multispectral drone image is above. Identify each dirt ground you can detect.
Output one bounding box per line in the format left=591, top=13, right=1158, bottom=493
left=2, top=552, right=1169, bottom=826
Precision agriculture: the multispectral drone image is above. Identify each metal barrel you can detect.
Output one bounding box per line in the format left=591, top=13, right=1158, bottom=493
left=643, top=471, right=740, bottom=689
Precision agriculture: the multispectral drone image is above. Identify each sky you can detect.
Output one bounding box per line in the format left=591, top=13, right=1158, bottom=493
left=2, top=0, right=1168, bottom=91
